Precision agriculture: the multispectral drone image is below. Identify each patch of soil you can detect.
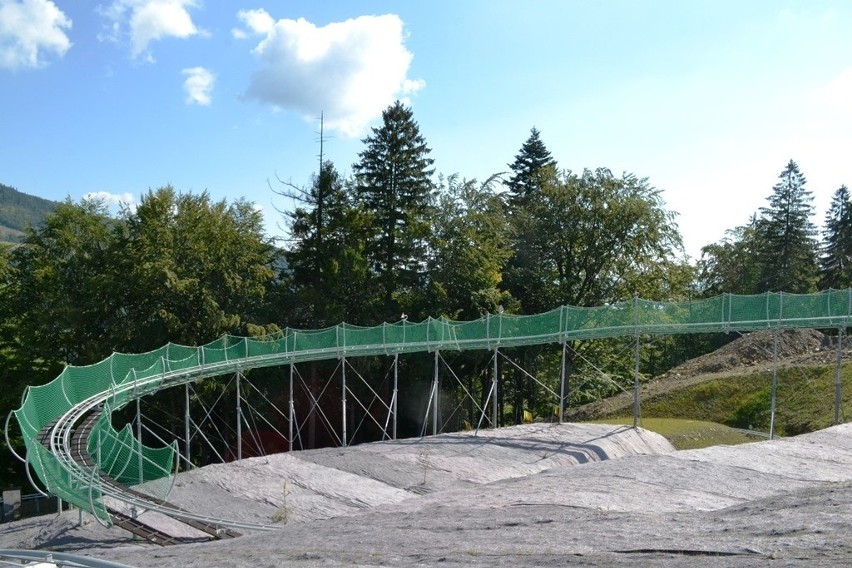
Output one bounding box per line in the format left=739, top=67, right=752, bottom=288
left=566, top=328, right=847, bottom=421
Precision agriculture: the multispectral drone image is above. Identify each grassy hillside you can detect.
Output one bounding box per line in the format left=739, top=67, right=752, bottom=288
left=0, top=183, right=58, bottom=242
left=588, top=417, right=759, bottom=450
left=591, top=363, right=852, bottom=439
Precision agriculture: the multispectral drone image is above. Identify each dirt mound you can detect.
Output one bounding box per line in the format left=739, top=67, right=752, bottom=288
left=567, top=328, right=835, bottom=421
left=664, top=328, right=830, bottom=377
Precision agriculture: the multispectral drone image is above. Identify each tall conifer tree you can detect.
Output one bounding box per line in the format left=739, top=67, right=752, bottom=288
left=502, top=128, right=557, bottom=422
left=285, top=161, right=371, bottom=326
left=819, top=185, right=852, bottom=289
left=755, top=159, right=818, bottom=293
left=353, top=101, right=435, bottom=321
left=503, top=127, right=558, bottom=314
left=506, top=127, right=557, bottom=207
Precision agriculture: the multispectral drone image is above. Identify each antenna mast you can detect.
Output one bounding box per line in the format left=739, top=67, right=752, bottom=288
left=318, top=111, right=325, bottom=173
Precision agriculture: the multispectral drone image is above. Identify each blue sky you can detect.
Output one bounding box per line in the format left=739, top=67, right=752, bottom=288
left=1, top=1, right=851, bottom=259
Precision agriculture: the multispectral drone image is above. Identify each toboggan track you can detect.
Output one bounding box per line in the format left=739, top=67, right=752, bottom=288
left=8, top=290, right=852, bottom=536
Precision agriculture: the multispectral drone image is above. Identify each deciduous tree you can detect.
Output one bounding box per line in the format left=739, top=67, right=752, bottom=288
left=427, top=175, right=512, bottom=320
left=501, top=164, right=688, bottom=421
left=115, top=187, right=276, bottom=350
left=7, top=199, right=116, bottom=367
left=697, top=217, right=764, bottom=296
left=506, top=167, right=685, bottom=310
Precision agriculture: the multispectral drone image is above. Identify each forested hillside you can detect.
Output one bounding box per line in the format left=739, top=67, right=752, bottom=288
left=0, top=183, right=58, bottom=241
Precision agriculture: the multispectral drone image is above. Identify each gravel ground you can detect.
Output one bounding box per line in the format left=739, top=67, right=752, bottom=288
left=4, top=422, right=852, bottom=567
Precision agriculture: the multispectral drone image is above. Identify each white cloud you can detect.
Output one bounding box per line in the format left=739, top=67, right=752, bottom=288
left=0, top=0, right=71, bottom=70
left=233, top=8, right=273, bottom=38
left=98, top=0, right=201, bottom=60
left=182, top=66, right=214, bottom=105
left=83, top=191, right=136, bottom=212
left=236, top=11, right=425, bottom=137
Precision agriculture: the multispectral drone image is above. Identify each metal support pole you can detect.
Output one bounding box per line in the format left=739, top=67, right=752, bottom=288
left=184, top=384, right=191, bottom=468
left=289, top=362, right=294, bottom=450
left=559, top=341, right=567, bottom=424
left=392, top=354, right=399, bottom=440
left=236, top=372, right=242, bottom=461
left=136, top=397, right=143, bottom=484
left=342, top=357, right=347, bottom=447
left=432, top=350, right=440, bottom=436
left=632, top=295, right=641, bottom=429
left=632, top=334, right=641, bottom=428
left=835, top=329, right=844, bottom=425
left=492, top=348, right=499, bottom=429
left=769, top=327, right=779, bottom=439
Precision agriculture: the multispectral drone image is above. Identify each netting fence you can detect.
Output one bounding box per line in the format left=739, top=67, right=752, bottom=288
left=10, top=290, right=852, bottom=523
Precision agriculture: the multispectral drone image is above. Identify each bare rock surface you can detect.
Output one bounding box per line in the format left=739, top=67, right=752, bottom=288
left=4, top=423, right=852, bottom=566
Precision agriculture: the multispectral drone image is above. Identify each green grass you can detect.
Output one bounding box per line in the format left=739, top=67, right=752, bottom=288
left=589, top=362, right=852, bottom=441
left=587, top=417, right=759, bottom=450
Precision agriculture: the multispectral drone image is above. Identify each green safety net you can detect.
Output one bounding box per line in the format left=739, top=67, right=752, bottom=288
left=87, top=406, right=176, bottom=487
left=12, top=290, right=852, bottom=521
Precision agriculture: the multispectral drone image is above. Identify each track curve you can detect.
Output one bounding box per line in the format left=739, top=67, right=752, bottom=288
left=9, top=291, right=852, bottom=531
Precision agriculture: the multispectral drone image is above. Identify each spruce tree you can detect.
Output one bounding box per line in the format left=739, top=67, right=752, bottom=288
left=286, top=161, right=371, bottom=326
left=506, top=127, right=557, bottom=207
left=503, top=127, right=558, bottom=315
left=755, top=159, right=818, bottom=293
left=353, top=101, right=435, bottom=321
left=502, top=129, right=556, bottom=423
left=819, top=185, right=852, bottom=289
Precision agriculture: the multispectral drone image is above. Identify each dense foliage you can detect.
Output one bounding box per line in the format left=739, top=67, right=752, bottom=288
left=0, top=189, right=277, bottom=489
left=283, top=161, right=372, bottom=327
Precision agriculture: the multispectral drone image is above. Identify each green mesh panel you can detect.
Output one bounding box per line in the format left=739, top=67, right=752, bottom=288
left=21, top=380, right=72, bottom=431
left=87, top=411, right=176, bottom=486
left=27, top=441, right=110, bottom=522
left=201, top=345, right=229, bottom=365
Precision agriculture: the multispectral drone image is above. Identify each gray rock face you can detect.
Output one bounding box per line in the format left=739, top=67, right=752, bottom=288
left=5, top=423, right=852, bottom=567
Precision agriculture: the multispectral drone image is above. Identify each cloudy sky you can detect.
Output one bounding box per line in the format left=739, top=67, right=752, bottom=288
left=1, top=0, right=851, bottom=258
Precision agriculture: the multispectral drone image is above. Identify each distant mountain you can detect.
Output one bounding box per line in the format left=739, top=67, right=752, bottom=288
left=0, top=183, right=59, bottom=242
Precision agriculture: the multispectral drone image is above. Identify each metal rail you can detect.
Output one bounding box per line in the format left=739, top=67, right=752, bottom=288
left=107, top=509, right=199, bottom=547
left=0, top=549, right=135, bottom=568
left=66, top=412, right=240, bottom=540
left=44, top=386, right=278, bottom=533
left=37, top=415, right=210, bottom=546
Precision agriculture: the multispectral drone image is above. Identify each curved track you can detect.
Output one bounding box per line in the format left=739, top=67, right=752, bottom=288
left=9, top=291, right=852, bottom=534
